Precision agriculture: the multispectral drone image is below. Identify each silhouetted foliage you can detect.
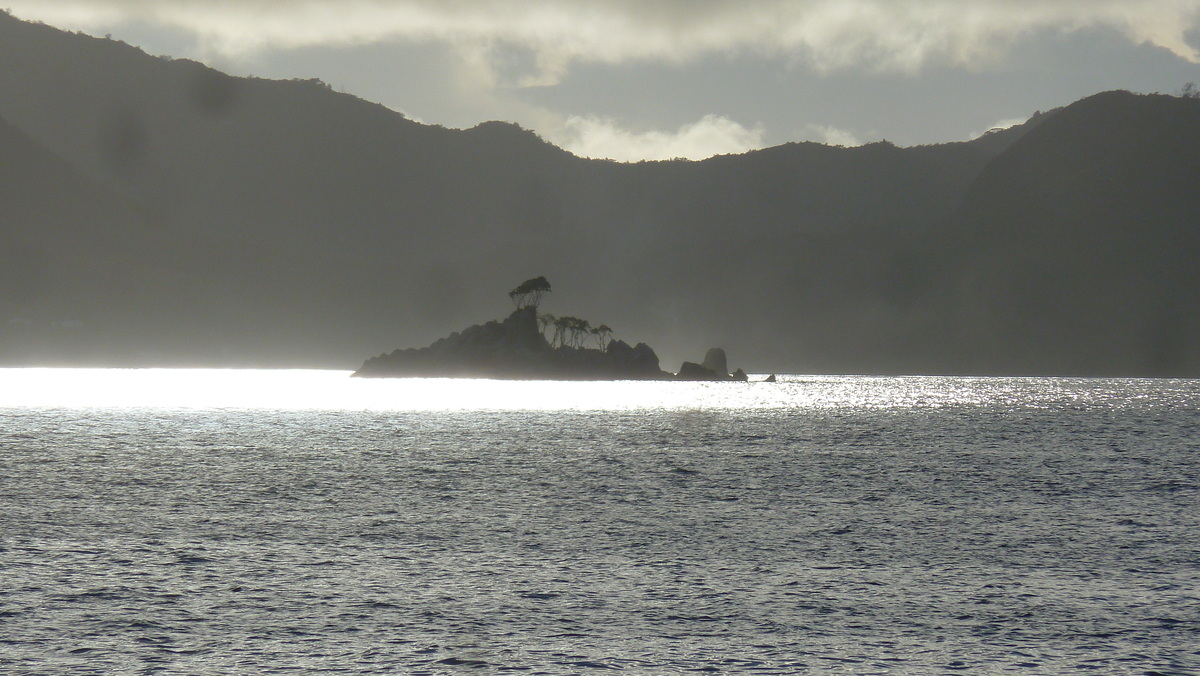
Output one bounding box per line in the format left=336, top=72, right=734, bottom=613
left=546, top=315, right=594, bottom=349
left=538, top=312, right=555, bottom=340
left=508, top=276, right=552, bottom=309
left=551, top=316, right=569, bottom=348
left=593, top=324, right=613, bottom=350
left=554, top=316, right=584, bottom=348
left=569, top=317, right=591, bottom=348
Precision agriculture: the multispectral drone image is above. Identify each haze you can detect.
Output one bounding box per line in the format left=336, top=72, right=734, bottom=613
left=2, top=7, right=1200, bottom=376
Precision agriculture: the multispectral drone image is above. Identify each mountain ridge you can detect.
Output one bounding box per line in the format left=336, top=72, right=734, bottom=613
left=1, top=10, right=1196, bottom=375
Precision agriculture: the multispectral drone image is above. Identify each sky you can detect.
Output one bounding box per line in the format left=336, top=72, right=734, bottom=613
left=9, top=0, right=1200, bottom=160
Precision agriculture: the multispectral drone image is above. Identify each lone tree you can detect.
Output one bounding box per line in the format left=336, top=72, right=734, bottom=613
left=509, top=276, right=552, bottom=309
left=552, top=316, right=570, bottom=348
left=593, top=324, right=613, bottom=350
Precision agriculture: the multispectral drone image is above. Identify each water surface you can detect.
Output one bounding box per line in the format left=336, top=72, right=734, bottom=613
left=1, top=370, right=1197, bottom=673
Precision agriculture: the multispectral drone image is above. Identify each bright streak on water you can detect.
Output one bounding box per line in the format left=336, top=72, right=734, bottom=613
left=0, top=368, right=780, bottom=411
left=0, top=368, right=1186, bottom=412
left=0, top=368, right=846, bottom=411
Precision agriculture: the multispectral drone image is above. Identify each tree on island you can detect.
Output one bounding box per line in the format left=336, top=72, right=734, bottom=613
left=550, top=315, right=591, bottom=348
left=569, top=317, right=592, bottom=348
left=509, top=279, right=615, bottom=350
left=592, top=324, right=613, bottom=350
left=538, top=312, right=555, bottom=339
left=356, top=271, right=736, bottom=380
left=508, top=276, right=552, bottom=309
left=551, top=316, right=569, bottom=348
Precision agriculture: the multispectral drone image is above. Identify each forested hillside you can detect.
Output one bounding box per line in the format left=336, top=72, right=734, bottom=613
left=2, top=10, right=1196, bottom=375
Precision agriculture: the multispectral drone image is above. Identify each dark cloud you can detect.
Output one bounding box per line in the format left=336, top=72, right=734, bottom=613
left=12, top=1, right=1200, bottom=64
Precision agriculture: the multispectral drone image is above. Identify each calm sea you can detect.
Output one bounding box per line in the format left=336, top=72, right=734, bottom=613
left=1, top=369, right=1197, bottom=674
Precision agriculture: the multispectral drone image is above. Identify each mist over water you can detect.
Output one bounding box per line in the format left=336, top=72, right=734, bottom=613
left=1, top=370, right=1198, bottom=673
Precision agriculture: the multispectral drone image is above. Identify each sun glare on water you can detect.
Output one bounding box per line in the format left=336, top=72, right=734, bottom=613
left=0, top=368, right=808, bottom=412
left=0, top=368, right=1119, bottom=412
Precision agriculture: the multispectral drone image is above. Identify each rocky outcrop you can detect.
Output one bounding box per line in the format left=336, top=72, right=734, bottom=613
left=676, top=347, right=750, bottom=381
left=677, top=361, right=719, bottom=380
left=701, top=348, right=728, bottom=377
left=353, top=307, right=672, bottom=380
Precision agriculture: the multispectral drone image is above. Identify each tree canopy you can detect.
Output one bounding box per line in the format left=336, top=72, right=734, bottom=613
left=508, top=276, right=552, bottom=309
left=551, top=315, right=592, bottom=348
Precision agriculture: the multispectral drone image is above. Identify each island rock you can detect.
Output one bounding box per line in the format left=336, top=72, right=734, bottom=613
left=677, top=361, right=720, bottom=380
left=354, top=307, right=672, bottom=380
left=676, top=347, right=750, bottom=381
left=701, top=348, right=729, bottom=377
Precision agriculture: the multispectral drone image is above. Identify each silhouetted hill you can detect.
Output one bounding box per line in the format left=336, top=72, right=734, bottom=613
left=2, top=11, right=1196, bottom=376
left=903, top=91, right=1200, bottom=375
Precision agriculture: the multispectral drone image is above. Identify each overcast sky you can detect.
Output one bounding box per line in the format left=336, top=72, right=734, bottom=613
left=9, top=1, right=1200, bottom=160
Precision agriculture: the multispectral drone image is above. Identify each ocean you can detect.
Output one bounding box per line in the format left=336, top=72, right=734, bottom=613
left=0, top=369, right=1197, bottom=674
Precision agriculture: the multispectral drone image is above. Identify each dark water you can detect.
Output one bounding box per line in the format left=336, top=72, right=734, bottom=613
left=1, top=373, right=1198, bottom=673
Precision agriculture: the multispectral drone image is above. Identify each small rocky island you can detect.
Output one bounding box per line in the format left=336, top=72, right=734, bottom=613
left=353, top=277, right=748, bottom=381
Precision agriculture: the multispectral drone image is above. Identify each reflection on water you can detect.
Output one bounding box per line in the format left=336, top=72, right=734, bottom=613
left=1, top=370, right=1198, bottom=673
left=1, top=368, right=1195, bottom=412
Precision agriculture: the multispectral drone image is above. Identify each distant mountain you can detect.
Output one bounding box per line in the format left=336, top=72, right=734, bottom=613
left=909, top=91, right=1200, bottom=376
left=1, top=10, right=1196, bottom=375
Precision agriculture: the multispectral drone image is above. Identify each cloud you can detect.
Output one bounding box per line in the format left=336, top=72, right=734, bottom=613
left=10, top=0, right=1200, bottom=74
left=10, top=1, right=1199, bottom=158
left=559, top=114, right=765, bottom=161
left=799, top=124, right=862, bottom=147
